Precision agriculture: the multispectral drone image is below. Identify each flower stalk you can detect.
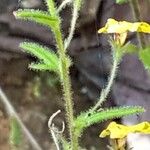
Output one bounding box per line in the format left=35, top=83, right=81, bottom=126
left=92, top=48, right=120, bottom=111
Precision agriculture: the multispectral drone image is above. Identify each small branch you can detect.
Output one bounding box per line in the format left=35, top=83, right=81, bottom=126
left=57, top=0, right=73, bottom=13
left=64, top=0, right=81, bottom=50
left=0, top=87, right=43, bottom=150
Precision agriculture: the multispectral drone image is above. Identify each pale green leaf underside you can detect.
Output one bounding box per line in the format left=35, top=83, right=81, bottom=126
left=139, top=47, right=150, bottom=70
left=29, top=63, right=56, bottom=72
left=14, top=9, right=58, bottom=29
left=20, top=42, right=59, bottom=72
left=75, top=106, right=144, bottom=133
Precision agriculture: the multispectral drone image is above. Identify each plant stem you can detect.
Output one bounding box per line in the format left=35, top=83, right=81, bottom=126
left=54, top=25, right=78, bottom=149
left=57, top=0, right=72, bottom=13
left=129, top=0, right=146, bottom=48
left=91, top=51, right=119, bottom=112
left=54, top=1, right=82, bottom=149
left=64, top=0, right=81, bottom=50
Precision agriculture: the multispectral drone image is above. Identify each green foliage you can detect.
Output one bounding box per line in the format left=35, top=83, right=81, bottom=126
left=14, top=9, right=58, bottom=31
left=116, top=0, right=128, bottom=4
left=9, top=117, right=22, bottom=147
left=45, top=0, right=57, bottom=16
left=74, top=106, right=144, bottom=135
left=20, top=42, right=59, bottom=72
left=14, top=0, right=146, bottom=150
left=139, top=46, right=150, bottom=70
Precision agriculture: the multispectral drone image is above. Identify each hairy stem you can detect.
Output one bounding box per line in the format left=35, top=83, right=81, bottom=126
left=57, top=0, right=72, bottom=12
left=54, top=25, right=78, bottom=149
left=64, top=0, right=81, bottom=50
left=54, top=1, right=82, bottom=149
left=130, top=0, right=146, bottom=48
left=91, top=51, right=119, bottom=112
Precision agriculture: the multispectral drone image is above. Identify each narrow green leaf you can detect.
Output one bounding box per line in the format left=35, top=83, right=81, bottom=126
left=20, top=42, right=59, bottom=72
left=45, top=0, right=57, bottom=16
left=14, top=9, right=58, bottom=30
left=9, top=117, right=22, bottom=147
left=139, top=46, right=150, bottom=70
left=74, top=106, right=144, bottom=135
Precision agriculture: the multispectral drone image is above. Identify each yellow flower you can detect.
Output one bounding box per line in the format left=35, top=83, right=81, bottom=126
left=98, top=18, right=150, bottom=34
left=98, top=18, right=150, bottom=45
left=100, top=121, right=150, bottom=139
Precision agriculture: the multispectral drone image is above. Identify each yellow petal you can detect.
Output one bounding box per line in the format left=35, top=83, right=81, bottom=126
left=100, top=121, right=150, bottom=139
left=136, top=22, right=150, bottom=33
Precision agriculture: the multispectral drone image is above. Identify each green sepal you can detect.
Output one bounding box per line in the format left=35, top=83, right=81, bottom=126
left=14, top=9, right=58, bottom=30
left=121, top=42, right=138, bottom=54
left=74, top=106, right=144, bottom=136
left=110, top=40, right=138, bottom=62
left=139, top=46, right=150, bottom=70
left=20, top=42, right=59, bottom=73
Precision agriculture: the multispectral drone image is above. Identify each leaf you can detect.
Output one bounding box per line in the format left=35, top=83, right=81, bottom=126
left=9, top=117, right=22, bottom=146
left=139, top=47, right=150, bottom=70
left=14, top=9, right=58, bottom=30
left=74, top=106, right=144, bottom=135
left=29, top=63, right=56, bottom=71
left=116, top=0, right=128, bottom=4
left=20, top=42, right=59, bottom=72
left=45, top=0, right=57, bottom=16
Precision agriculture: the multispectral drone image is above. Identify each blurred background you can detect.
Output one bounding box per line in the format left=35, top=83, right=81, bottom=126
left=0, top=0, right=150, bottom=149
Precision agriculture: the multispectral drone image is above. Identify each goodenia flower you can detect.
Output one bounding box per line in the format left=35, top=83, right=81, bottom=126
left=98, top=18, right=150, bottom=45
left=100, top=121, right=150, bottom=139
left=98, top=18, right=150, bottom=34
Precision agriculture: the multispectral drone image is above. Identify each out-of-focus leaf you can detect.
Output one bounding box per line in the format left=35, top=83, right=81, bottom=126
left=139, top=46, right=150, bottom=70
left=116, top=0, right=128, bottom=4
left=10, top=117, right=22, bottom=147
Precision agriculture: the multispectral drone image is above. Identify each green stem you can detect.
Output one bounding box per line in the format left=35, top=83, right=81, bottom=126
left=91, top=50, right=120, bottom=112
left=54, top=25, right=78, bottom=149
left=64, top=0, right=81, bottom=50
left=129, top=0, right=146, bottom=48
left=53, top=1, right=82, bottom=149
